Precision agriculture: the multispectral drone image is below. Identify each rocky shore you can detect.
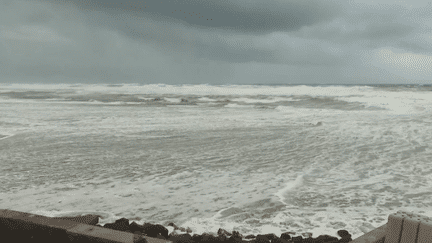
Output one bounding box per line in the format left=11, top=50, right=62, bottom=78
left=98, top=217, right=355, bottom=243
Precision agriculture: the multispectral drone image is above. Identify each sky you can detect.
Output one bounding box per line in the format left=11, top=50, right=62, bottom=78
left=1, top=0, right=432, bottom=85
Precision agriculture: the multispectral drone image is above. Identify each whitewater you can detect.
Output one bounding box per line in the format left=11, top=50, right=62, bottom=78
left=1, top=83, right=432, bottom=240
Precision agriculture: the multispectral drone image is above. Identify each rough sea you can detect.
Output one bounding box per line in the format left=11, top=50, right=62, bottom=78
left=1, top=83, right=432, bottom=240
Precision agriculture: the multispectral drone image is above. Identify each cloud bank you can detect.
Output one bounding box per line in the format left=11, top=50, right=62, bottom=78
left=1, top=0, right=432, bottom=84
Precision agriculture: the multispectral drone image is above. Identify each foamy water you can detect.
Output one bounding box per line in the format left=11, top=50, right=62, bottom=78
left=1, top=83, right=432, bottom=240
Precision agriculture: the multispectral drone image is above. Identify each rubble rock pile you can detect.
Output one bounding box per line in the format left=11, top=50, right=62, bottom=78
left=96, top=218, right=354, bottom=243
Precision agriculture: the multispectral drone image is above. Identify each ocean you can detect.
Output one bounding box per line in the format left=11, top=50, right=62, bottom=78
left=1, top=83, right=432, bottom=240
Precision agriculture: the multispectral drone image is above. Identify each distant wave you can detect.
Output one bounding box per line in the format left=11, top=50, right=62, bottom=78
left=0, top=134, right=14, bottom=140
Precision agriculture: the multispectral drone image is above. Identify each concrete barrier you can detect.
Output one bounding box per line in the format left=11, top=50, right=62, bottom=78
left=384, top=210, right=432, bottom=243
left=349, top=224, right=386, bottom=243
left=349, top=210, right=432, bottom=243
left=0, top=209, right=172, bottom=243
left=52, top=214, right=100, bottom=225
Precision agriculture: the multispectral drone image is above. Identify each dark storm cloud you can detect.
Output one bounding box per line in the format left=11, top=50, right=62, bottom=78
left=2, top=0, right=432, bottom=84
left=47, top=0, right=342, bottom=34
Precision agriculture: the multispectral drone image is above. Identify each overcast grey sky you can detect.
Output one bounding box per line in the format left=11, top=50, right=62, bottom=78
left=1, top=0, right=432, bottom=85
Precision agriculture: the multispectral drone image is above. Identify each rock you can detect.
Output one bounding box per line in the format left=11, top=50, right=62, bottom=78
left=263, top=233, right=278, bottom=241
left=229, top=231, right=243, bottom=242
left=232, top=231, right=243, bottom=239
left=174, top=239, right=195, bottom=243
left=191, top=234, right=203, bottom=242
left=142, top=223, right=169, bottom=239
left=102, top=221, right=128, bottom=232
left=255, top=235, right=271, bottom=243
left=336, top=230, right=349, bottom=237
left=181, top=99, right=188, bottom=102
left=103, top=223, right=116, bottom=230
left=337, top=230, right=352, bottom=242
left=186, top=227, right=193, bottom=234
left=291, top=236, right=302, bottom=243
left=201, top=233, right=219, bottom=242
left=280, top=232, right=294, bottom=241
left=218, top=234, right=229, bottom=242
left=338, top=235, right=352, bottom=243
left=245, top=234, right=256, bottom=239
left=313, top=234, right=339, bottom=243
left=218, top=228, right=232, bottom=236
left=271, top=239, right=290, bottom=243
left=112, top=218, right=130, bottom=232
left=179, top=227, right=186, bottom=232
left=130, top=222, right=145, bottom=234
left=338, top=238, right=352, bottom=243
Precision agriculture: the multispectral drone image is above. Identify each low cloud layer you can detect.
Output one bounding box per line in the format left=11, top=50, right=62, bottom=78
left=1, top=0, right=432, bottom=84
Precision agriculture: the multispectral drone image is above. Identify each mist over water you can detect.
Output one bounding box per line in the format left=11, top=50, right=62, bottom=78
left=1, top=83, right=432, bottom=239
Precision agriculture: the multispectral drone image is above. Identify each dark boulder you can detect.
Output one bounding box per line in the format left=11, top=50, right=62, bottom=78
left=271, top=239, right=290, bottom=243
left=255, top=235, right=271, bottom=243
left=173, top=239, right=195, bottom=243
left=142, top=223, right=169, bottom=239
left=280, top=232, right=293, bottom=241
left=113, top=218, right=130, bottom=232
left=313, top=234, right=339, bottom=243
left=102, top=221, right=128, bottom=232
left=229, top=231, right=243, bottom=243
left=263, top=233, right=278, bottom=241
left=232, top=231, right=243, bottom=238
left=303, top=238, right=314, bottom=243
left=201, top=233, right=219, bottom=243
left=130, top=221, right=145, bottom=234
left=218, top=228, right=232, bottom=236
left=103, top=223, right=116, bottom=230
left=191, top=233, right=203, bottom=242
left=218, top=234, right=228, bottom=242
left=337, top=230, right=352, bottom=243
left=291, top=236, right=303, bottom=243
left=245, top=234, right=256, bottom=239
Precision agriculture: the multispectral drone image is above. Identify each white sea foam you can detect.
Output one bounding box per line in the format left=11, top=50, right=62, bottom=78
left=1, top=83, right=432, bottom=240
left=274, top=174, right=306, bottom=205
